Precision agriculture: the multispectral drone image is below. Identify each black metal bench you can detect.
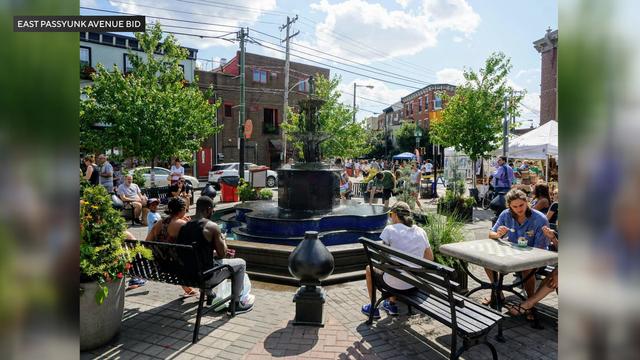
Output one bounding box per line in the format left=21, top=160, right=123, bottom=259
left=360, top=238, right=503, bottom=360
left=123, top=239, right=236, bottom=344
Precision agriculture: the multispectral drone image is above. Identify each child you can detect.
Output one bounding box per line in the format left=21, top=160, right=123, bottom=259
left=146, top=198, right=162, bottom=233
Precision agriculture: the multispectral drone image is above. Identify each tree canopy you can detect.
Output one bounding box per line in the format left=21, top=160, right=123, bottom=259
left=80, top=23, right=220, bottom=166
left=429, top=52, right=522, bottom=163
left=394, top=121, right=429, bottom=153
left=282, top=75, right=371, bottom=160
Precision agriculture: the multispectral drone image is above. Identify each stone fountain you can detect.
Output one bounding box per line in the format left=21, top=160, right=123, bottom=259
left=222, top=76, right=389, bottom=285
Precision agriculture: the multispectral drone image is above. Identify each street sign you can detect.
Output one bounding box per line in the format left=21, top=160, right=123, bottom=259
left=244, top=119, right=253, bottom=139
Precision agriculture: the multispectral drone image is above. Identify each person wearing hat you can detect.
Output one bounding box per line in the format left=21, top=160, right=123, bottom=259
left=361, top=201, right=434, bottom=319
left=146, top=198, right=161, bottom=233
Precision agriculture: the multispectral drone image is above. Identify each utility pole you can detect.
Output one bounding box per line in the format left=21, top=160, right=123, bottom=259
left=353, top=83, right=357, bottom=123
left=281, top=15, right=299, bottom=166
left=238, top=27, right=247, bottom=180
left=502, top=94, right=509, bottom=159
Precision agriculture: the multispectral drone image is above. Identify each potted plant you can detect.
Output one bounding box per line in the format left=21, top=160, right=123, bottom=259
left=80, top=185, right=150, bottom=350
left=237, top=179, right=274, bottom=201
left=422, top=213, right=468, bottom=293
left=437, top=157, right=474, bottom=222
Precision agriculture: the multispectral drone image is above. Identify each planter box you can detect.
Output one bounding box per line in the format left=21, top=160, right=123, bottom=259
left=80, top=278, right=125, bottom=351
left=437, top=202, right=473, bottom=223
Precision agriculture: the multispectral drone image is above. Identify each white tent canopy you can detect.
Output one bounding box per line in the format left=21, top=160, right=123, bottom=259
left=502, top=120, right=558, bottom=159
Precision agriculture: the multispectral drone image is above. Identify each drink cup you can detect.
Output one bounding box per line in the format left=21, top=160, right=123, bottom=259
left=517, top=237, right=528, bottom=247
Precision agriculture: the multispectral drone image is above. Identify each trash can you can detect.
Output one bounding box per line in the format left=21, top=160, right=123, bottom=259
left=249, top=165, right=269, bottom=188
left=220, top=176, right=240, bottom=203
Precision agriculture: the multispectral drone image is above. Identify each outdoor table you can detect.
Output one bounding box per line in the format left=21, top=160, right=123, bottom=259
left=440, top=239, right=558, bottom=342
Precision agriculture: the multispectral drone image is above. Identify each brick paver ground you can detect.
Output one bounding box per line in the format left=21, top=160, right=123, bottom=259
left=87, top=192, right=557, bottom=359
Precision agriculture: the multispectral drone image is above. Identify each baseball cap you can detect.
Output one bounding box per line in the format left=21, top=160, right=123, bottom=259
left=389, top=201, right=411, bottom=215
left=147, top=198, right=160, bottom=206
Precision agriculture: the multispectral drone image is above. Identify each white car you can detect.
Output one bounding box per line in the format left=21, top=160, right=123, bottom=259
left=129, top=166, right=200, bottom=189
left=208, top=163, right=278, bottom=189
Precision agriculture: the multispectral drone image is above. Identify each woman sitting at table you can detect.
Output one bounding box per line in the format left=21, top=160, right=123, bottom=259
left=530, top=182, right=551, bottom=214
left=484, top=189, right=550, bottom=306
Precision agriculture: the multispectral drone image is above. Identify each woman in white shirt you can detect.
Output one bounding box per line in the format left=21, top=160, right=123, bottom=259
left=361, top=201, right=434, bottom=319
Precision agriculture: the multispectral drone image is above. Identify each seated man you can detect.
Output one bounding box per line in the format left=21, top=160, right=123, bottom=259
left=176, top=196, right=253, bottom=313
left=117, top=174, right=147, bottom=224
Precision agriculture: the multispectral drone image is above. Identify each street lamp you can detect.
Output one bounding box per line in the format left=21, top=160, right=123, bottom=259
left=353, top=83, right=374, bottom=122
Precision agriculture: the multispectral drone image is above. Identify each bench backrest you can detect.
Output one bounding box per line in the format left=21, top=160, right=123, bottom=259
left=124, top=239, right=205, bottom=287
left=142, top=186, right=171, bottom=202
left=360, top=237, right=463, bottom=309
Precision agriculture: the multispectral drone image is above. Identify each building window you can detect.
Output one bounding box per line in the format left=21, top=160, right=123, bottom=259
left=123, top=54, right=134, bottom=74
left=263, top=108, right=279, bottom=134
left=409, top=103, right=413, bottom=115
left=252, top=69, right=268, bottom=84
left=128, top=39, right=138, bottom=49
left=418, top=97, right=422, bottom=113
left=88, top=32, right=100, bottom=41
left=80, top=46, right=91, bottom=67
left=434, top=95, right=442, bottom=110
left=115, top=36, right=126, bottom=47
left=102, top=34, right=113, bottom=45
left=425, top=95, right=429, bottom=112
left=224, top=104, right=233, bottom=118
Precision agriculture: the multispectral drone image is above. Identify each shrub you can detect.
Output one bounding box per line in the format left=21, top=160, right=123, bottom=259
left=80, top=185, right=151, bottom=304
left=258, top=188, right=273, bottom=200
left=132, top=168, right=146, bottom=188
left=422, top=213, right=465, bottom=268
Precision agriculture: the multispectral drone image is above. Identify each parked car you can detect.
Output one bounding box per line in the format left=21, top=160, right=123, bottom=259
left=208, top=163, right=278, bottom=189
left=129, top=166, right=200, bottom=189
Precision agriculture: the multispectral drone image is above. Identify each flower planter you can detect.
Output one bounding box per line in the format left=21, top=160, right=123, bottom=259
left=80, top=278, right=125, bottom=351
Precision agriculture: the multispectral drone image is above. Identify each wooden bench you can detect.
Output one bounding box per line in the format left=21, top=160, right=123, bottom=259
left=123, top=239, right=237, bottom=344
left=360, top=238, right=503, bottom=360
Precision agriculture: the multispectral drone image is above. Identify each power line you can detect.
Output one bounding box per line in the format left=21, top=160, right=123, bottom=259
left=175, top=0, right=291, bottom=17
left=250, top=29, right=433, bottom=86
left=248, top=37, right=421, bottom=90
left=102, top=0, right=282, bottom=25
left=80, top=6, right=243, bottom=29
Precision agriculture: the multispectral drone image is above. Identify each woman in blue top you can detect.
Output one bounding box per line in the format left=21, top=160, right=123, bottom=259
left=483, top=189, right=550, bottom=305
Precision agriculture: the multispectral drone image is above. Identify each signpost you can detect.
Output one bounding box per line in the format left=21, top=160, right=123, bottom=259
left=244, top=119, right=253, bottom=139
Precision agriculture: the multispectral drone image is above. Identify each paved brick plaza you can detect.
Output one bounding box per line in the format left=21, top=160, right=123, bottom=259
left=84, top=197, right=557, bottom=359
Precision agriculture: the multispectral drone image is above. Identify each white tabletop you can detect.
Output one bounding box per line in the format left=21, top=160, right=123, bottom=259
left=439, top=239, right=558, bottom=273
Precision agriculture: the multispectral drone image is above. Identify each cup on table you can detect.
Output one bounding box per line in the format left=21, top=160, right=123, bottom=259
left=517, top=236, right=528, bottom=247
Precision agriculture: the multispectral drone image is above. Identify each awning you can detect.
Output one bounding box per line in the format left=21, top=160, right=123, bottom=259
left=269, top=139, right=282, bottom=151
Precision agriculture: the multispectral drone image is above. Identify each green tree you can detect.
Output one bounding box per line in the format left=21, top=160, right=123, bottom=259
left=80, top=23, right=220, bottom=179
left=429, top=52, right=523, bottom=187
left=365, top=130, right=386, bottom=159
left=283, top=75, right=371, bottom=160
left=393, top=122, right=428, bottom=153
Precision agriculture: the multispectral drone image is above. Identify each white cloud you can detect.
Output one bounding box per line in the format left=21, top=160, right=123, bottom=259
left=435, top=67, right=465, bottom=85
left=309, top=0, right=480, bottom=63
left=395, top=0, right=412, bottom=8
left=107, top=0, right=276, bottom=50
left=337, top=79, right=410, bottom=121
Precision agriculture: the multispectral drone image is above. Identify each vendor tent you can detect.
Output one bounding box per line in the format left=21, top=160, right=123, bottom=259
left=504, top=120, right=558, bottom=159
left=392, top=152, right=417, bottom=160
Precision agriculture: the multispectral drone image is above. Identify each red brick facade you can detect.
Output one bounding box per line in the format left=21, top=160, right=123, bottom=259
left=400, top=84, right=456, bottom=130
left=534, top=29, right=558, bottom=125
left=198, top=52, right=329, bottom=169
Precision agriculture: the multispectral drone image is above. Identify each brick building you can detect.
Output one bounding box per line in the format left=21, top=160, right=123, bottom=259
left=400, top=84, right=456, bottom=130
left=534, top=28, right=558, bottom=125
left=400, top=84, right=456, bottom=159
left=196, top=52, right=329, bottom=174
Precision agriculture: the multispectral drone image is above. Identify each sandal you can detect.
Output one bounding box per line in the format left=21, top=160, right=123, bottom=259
left=481, top=293, right=505, bottom=306
left=181, top=289, right=198, bottom=298
left=505, top=303, right=534, bottom=321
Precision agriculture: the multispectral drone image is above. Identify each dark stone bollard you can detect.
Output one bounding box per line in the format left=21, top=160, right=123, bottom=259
left=288, top=231, right=335, bottom=326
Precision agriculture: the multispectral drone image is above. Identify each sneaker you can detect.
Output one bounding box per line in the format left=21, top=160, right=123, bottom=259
left=128, top=278, right=146, bottom=286
left=361, top=303, right=381, bottom=319
left=381, top=300, right=399, bottom=316
left=228, top=300, right=253, bottom=315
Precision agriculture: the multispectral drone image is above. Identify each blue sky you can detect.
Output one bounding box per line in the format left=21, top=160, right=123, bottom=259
left=81, top=0, right=557, bottom=126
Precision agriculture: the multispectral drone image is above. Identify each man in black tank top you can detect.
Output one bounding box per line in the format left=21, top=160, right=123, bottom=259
left=177, top=196, right=253, bottom=314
